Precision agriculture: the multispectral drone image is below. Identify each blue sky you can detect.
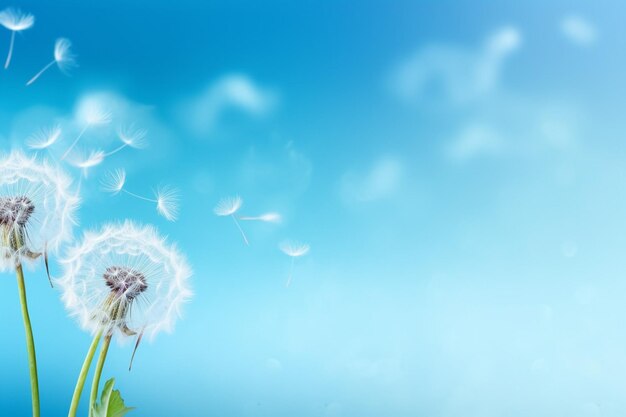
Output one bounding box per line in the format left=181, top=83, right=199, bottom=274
left=1, top=0, right=626, bottom=416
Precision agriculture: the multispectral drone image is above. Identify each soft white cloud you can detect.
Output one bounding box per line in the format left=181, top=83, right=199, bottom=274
left=238, top=141, right=313, bottom=199
left=389, top=26, right=522, bottom=104
left=561, top=15, right=597, bottom=46
left=340, top=157, right=403, bottom=203
left=445, top=123, right=502, bottom=161
left=179, top=73, right=277, bottom=135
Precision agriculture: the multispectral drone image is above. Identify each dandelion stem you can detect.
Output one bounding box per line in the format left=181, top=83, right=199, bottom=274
left=286, top=257, right=295, bottom=287
left=122, top=189, right=156, bottom=203
left=4, top=31, right=15, bottom=69
left=103, top=143, right=127, bottom=157
left=231, top=215, right=249, bottom=246
left=16, top=264, right=41, bottom=417
left=26, top=60, right=56, bottom=86
left=62, top=124, right=90, bottom=160
left=67, top=329, right=103, bottom=417
left=89, top=334, right=112, bottom=417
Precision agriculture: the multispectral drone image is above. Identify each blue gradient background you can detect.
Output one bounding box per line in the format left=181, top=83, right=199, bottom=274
left=1, top=0, right=625, bottom=416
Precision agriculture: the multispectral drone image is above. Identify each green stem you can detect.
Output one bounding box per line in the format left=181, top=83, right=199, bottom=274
left=16, top=264, right=40, bottom=417
left=89, top=334, right=112, bottom=417
left=68, top=329, right=103, bottom=417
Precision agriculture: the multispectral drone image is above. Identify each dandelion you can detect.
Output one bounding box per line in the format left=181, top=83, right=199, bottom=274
left=239, top=212, right=282, bottom=223
left=101, top=169, right=180, bottom=221
left=103, top=124, right=148, bottom=157
left=62, top=100, right=112, bottom=161
left=214, top=195, right=248, bottom=245
left=57, top=221, right=192, bottom=417
left=26, top=38, right=77, bottom=86
left=26, top=124, right=62, bottom=150
left=0, top=150, right=79, bottom=417
left=279, top=240, right=310, bottom=287
left=0, top=8, right=34, bottom=69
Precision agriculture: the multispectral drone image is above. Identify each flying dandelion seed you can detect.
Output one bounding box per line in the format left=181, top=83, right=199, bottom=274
left=0, top=8, right=34, bottom=69
left=26, top=124, right=62, bottom=150
left=0, top=150, right=79, bottom=417
left=214, top=195, right=249, bottom=245
left=69, top=150, right=105, bottom=178
left=62, top=101, right=112, bottom=161
left=279, top=240, right=310, bottom=287
left=57, top=221, right=192, bottom=417
left=239, top=212, right=282, bottom=223
left=103, top=124, right=148, bottom=157
left=101, top=169, right=180, bottom=221
left=26, top=38, right=77, bottom=86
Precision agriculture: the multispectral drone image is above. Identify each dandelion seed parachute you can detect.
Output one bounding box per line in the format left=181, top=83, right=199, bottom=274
left=26, top=125, right=62, bottom=150
left=280, top=241, right=310, bottom=257
left=0, top=150, right=79, bottom=271
left=26, top=38, right=77, bottom=86
left=279, top=240, right=309, bottom=287
left=57, top=221, right=192, bottom=341
left=214, top=195, right=249, bottom=245
left=100, top=169, right=180, bottom=221
left=69, top=150, right=105, bottom=178
left=214, top=195, right=242, bottom=216
left=0, top=8, right=34, bottom=69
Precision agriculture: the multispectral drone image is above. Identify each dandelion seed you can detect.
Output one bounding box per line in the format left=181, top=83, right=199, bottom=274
left=0, top=150, right=79, bottom=417
left=62, top=101, right=111, bottom=161
left=155, top=186, right=180, bottom=222
left=279, top=240, right=309, bottom=287
left=58, top=221, right=192, bottom=416
left=26, top=38, right=77, bottom=86
left=214, top=195, right=248, bottom=245
left=0, top=8, right=34, bottom=69
left=103, top=124, right=148, bottom=157
left=239, top=212, right=282, bottom=223
left=69, top=150, right=105, bottom=178
left=100, top=169, right=126, bottom=195
left=101, top=169, right=179, bottom=221
left=27, top=124, right=62, bottom=150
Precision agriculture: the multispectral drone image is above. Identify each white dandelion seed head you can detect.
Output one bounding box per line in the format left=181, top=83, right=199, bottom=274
left=117, top=124, right=148, bottom=149
left=56, top=221, right=193, bottom=341
left=0, top=8, right=34, bottom=31
left=26, top=124, right=62, bottom=150
left=155, top=186, right=180, bottom=222
left=0, top=150, right=79, bottom=270
left=279, top=240, right=310, bottom=257
left=100, top=169, right=126, bottom=195
left=54, top=38, right=77, bottom=72
left=214, top=195, right=242, bottom=216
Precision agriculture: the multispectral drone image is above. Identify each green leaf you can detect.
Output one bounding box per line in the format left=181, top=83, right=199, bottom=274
left=92, top=378, right=135, bottom=417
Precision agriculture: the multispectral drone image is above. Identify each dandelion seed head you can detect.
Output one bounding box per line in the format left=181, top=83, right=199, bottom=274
left=280, top=240, right=310, bottom=257
left=0, top=196, right=34, bottom=227
left=54, top=38, right=77, bottom=72
left=100, top=169, right=126, bottom=194
left=26, top=125, right=61, bottom=150
left=155, top=186, right=180, bottom=222
left=214, top=195, right=242, bottom=216
left=0, top=150, right=79, bottom=270
left=0, top=8, right=34, bottom=31
left=118, top=124, right=148, bottom=149
left=57, top=221, right=193, bottom=341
